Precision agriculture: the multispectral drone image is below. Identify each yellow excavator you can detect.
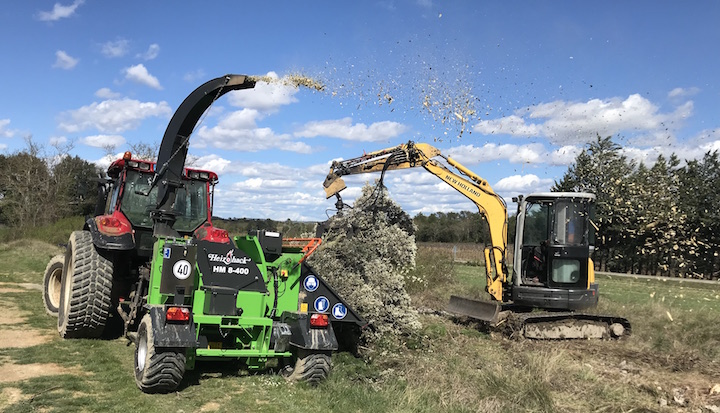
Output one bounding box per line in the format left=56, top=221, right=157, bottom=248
left=323, top=141, right=630, bottom=339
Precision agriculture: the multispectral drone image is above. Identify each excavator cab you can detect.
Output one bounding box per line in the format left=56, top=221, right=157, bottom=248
left=512, top=192, right=598, bottom=311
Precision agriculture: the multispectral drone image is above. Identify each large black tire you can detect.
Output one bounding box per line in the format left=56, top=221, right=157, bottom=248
left=283, top=350, right=332, bottom=385
left=134, top=314, right=186, bottom=393
left=57, top=231, right=114, bottom=339
left=42, top=255, right=64, bottom=316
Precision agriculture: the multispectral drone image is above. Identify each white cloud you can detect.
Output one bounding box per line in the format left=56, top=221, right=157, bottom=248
left=620, top=139, right=720, bottom=166
left=52, top=50, right=78, bottom=70
left=474, top=94, right=693, bottom=146
left=124, top=64, right=162, bottom=90
left=196, top=109, right=311, bottom=153
left=183, top=69, right=206, bottom=83
left=101, top=38, right=130, bottom=58
left=227, top=72, right=300, bottom=111
left=59, top=98, right=172, bottom=133
left=668, top=87, right=700, bottom=99
left=37, top=0, right=84, bottom=21
left=194, top=155, right=317, bottom=181
left=49, top=136, right=68, bottom=146
left=82, top=134, right=126, bottom=148
left=447, top=142, right=581, bottom=167
left=0, top=143, right=6, bottom=151
left=549, top=145, right=582, bottom=165
left=494, top=174, right=554, bottom=193
left=295, top=117, right=409, bottom=141
left=138, top=43, right=160, bottom=60
left=92, top=153, right=125, bottom=170
left=94, top=87, right=121, bottom=99
left=0, top=119, right=16, bottom=138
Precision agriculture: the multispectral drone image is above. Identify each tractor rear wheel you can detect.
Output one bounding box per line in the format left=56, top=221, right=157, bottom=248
left=42, top=255, right=64, bottom=316
left=282, top=350, right=332, bottom=384
left=134, top=314, right=186, bottom=393
left=57, top=231, right=114, bottom=338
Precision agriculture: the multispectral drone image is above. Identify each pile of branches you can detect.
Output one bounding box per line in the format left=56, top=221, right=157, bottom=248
left=309, top=183, right=421, bottom=343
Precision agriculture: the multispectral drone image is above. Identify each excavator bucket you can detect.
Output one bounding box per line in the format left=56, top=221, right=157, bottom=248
left=447, top=295, right=502, bottom=324
left=323, top=174, right=347, bottom=199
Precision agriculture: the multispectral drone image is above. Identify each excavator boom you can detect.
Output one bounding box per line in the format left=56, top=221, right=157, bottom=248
left=325, top=141, right=509, bottom=302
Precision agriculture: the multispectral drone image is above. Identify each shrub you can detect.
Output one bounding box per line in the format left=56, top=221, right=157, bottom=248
left=309, top=183, right=421, bottom=343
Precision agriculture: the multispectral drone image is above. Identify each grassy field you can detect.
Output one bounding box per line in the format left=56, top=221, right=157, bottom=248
left=2, top=241, right=720, bottom=412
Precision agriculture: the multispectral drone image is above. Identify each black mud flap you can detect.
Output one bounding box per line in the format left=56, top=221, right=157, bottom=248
left=148, top=306, right=198, bottom=348
left=281, top=312, right=338, bottom=351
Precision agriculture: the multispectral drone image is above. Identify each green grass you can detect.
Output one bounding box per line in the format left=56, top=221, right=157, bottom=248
left=0, top=239, right=62, bottom=284
left=3, top=243, right=720, bottom=412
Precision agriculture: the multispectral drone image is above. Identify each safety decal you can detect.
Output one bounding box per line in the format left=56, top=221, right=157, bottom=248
left=332, top=303, right=347, bottom=320
left=314, top=296, right=329, bottom=313
left=173, top=259, right=192, bottom=280
left=163, top=247, right=171, bottom=259
left=303, top=275, right=319, bottom=292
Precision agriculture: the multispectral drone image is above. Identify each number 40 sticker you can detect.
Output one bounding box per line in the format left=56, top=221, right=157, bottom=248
left=173, top=260, right=192, bottom=280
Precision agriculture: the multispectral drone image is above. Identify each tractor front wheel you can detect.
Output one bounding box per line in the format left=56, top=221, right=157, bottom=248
left=134, top=314, right=186, bottom=393
left=57, top=231, right=114, bottom=339
left=42, top=255, right=64, bottom=316
left=282, top=350, right=332, bottom=385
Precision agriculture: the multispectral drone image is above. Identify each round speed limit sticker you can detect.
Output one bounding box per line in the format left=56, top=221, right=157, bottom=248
left=172, top=260, right=192, bottom=280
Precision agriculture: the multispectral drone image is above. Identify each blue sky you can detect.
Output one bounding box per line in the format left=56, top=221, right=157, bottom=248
left=1, top=1, right=719, bottom=221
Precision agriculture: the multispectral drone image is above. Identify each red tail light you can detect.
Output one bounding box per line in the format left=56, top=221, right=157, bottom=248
left=166, top=307, right=191, bottom=322
left=310, top=313, right=329, bottom=328
left=95, top=214, right=131, bottom=236
left=211, top=228, right=229, bottom=239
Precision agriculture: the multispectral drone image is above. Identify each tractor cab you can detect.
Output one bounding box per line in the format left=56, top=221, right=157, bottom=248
left=90, top=151, right=228, bottom=258
left=511, top=192, right=598, bottom=311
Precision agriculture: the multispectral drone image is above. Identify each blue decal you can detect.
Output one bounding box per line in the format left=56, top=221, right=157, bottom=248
left=163, top=247, right=171, bottom=259
left=303, top=275, right=319, bottom=292
left=314, top=296, right=329, bottom=313
left=332, top=303, right=347, bottom=320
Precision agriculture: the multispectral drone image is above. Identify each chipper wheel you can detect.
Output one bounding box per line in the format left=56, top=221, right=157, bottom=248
left=57, top=230, right=114, bottom=339
left=134, top=314, right=186, bottom=393
left=282, top=350, right=332, bottom=385
left=42, top=255, right=64, bottom=316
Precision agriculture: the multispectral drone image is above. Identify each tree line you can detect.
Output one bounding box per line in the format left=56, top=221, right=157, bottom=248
left=0, top=141, right=100, bottom=233
left=554, top=135, right=720, bottom=278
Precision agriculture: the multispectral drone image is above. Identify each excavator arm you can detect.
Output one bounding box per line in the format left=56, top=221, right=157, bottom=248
left=323, top=141, right=509, bottom=302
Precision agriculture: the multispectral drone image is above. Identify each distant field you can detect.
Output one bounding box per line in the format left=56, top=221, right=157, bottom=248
left=1, top=240, right=720, bottom=412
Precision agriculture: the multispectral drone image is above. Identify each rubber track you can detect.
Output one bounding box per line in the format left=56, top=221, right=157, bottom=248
left=288, top=353, right=332, bottom=384
left=136, top=315, right=185, bottom=393
left=509, top=312, right=632, bottom=339
left=59, top=231, right=114, bottom=338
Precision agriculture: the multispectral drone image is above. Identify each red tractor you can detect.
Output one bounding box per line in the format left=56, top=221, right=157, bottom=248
left=43, top=152, right=229, bottom=338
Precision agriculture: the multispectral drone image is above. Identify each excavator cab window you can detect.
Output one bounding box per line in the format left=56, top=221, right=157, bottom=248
left=547, top=199, right=592, bottom=287
left=552, top=200, right=586, bottom=246
left=521, top=203, right=550, bottom=284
